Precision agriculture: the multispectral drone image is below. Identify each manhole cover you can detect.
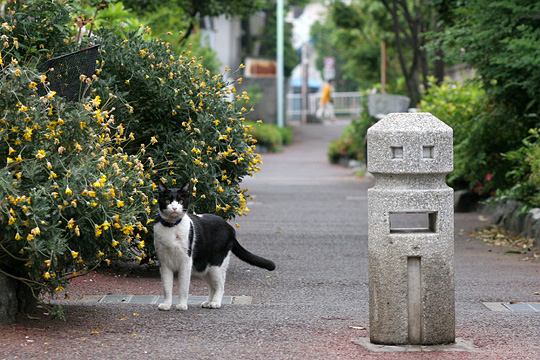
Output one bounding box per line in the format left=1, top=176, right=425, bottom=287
left=483, top=302, right=540, bottom=312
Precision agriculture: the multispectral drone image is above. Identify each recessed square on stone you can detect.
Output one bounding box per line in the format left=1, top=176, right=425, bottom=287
left=422, top=146, right=434, bottom=159
left=389, top=211, right=438, bottom=234
left=391, top=146, right=403, bottom=159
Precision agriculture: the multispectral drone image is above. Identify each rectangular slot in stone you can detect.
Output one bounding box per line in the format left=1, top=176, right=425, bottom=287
left=407, top=256, right=422, bottom=344
left=389, top=212, right=438, bottom=234
left=391, top=146, right=403, bottom=159
left=422, top=146, right=434, bottom=159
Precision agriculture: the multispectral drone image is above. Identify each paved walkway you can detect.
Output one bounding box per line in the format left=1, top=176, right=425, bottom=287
left=1, top=123, right=539, bottom=359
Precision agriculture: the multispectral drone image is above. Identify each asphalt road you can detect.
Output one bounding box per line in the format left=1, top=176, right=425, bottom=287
left=1, top=122, right=539, bottom=360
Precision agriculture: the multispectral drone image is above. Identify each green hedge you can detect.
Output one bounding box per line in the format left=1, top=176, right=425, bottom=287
left=245, top=122, right=293, bottom=152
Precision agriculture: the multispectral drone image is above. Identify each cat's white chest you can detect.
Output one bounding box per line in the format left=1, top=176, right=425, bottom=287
left=153, top=216, right=192, bottom=270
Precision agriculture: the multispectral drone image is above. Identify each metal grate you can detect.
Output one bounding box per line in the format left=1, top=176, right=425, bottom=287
left=50, top=294, right=253, bottom=306
left=483, top=302, right=540, bottom=312
left=38, top=45, right=99, bottom=101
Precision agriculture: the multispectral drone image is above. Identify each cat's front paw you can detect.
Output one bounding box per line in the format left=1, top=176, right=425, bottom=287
left=201, top=301, right=222, bottom=309
left=175, top=303, right=188, bottom=311
left=158, top=302, right=172, bottom=311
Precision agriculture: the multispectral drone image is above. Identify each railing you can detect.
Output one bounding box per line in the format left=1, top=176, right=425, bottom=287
left=287, top=91, right=362, bottom=121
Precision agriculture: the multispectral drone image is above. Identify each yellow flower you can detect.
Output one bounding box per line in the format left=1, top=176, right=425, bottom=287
left=213, top=119, right=220, bottom=126
left=8, top=216, right=15, bottom=225
left=31, top=227, right=41, bottom=236
left=104, top=259, right=111, bottom=266
left=14, top=233, right=22, bottom=241
left=65, top=186, right=73, bottom=196
left=23, top=127, right=33, bottom=141
left=121, top=224, right=134, bottom=235
left=150, top=136, right=158, bottom=145
left=54, top=285, right=64, bottom=293
left=74, top=225, right=81, bottom=237
left=91, top=95, right=101, bottom=107
left=75, top=142, right=83, bottom=152
left=111, top=240, right=119, bottom=248
left=137, top=240, right=145, bottom=250
left=97, top=250, right=105, bottom=257
left=67, top=218, right=75, bottom=229
left=49, top=171, right=58, bottom=180
left=71, top=251, right=79, bottom=259
left=27, top=234, right=34, bottom=241
left=44, top=260, right=51, bottom=267
left=43, top=272, right=51, bottom=280
left=28, top=81, right=37, bottom=90
left=95, top=227, right=103, bottom=237
left=101, top=221, right=111, bottom=230
left=46, top=91, right=57, bottom=100
left=40, top=74, right=47, bottom=83
left=116, top=200, right=125, bottom=208
left=35, top=149, right=46, bottom=159
left=14, top=68, right=21, bottom=77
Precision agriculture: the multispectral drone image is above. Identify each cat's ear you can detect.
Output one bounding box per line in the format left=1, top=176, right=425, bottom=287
left=181, top=182, right=190, bottom=193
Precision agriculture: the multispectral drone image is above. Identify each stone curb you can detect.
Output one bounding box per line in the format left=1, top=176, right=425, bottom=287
left=483, top=199, right=540, bottom=248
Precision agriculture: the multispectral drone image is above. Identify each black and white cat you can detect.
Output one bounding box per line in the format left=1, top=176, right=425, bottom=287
left=153, top=183, right=275, bottom=310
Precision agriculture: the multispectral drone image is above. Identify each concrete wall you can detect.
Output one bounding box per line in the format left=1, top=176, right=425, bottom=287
left=241, top=78, right=278, bottom=124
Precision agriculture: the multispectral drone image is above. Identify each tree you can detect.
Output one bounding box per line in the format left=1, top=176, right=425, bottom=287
left=123, top=0, right=266, bottom=42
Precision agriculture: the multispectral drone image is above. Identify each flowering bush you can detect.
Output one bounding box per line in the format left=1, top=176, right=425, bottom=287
left=1, top=28, right=154, bottom=296
left=1, top=0, right=262, bottom=304
left=94, top=31, right=261, bottom=219
left=499, top=129, right=540, bottom=208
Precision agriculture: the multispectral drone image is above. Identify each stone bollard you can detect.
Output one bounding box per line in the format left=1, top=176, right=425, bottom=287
left=367, top=113, right=455, bottom=345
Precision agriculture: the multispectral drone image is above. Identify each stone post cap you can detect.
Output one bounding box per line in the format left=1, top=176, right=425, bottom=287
left=367, top=112, right=453, bottom=174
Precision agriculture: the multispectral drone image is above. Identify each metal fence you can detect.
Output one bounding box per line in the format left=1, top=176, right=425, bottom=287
left=287, top=91, right=362, bottom=121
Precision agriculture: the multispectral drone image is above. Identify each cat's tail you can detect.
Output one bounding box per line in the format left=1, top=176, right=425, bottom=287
left=232, top=238, right=276, bottom=271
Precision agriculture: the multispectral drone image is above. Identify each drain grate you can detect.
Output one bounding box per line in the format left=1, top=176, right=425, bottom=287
left=483, top=302, right=540, bottom=312
left=52, top=295, right=252, bottom=306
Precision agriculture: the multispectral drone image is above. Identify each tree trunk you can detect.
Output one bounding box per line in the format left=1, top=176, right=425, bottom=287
left=0, top=273, right=38, bottom=324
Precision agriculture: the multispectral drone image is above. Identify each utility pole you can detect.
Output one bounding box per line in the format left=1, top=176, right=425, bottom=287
left=380, top=41, right=387, bottom=93
left=276, top=0, right=284, bottom=128
left=301, top=43, right=309, bottom=124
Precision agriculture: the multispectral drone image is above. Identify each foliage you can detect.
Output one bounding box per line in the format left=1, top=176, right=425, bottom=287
left=0, top=32, right=154, bottom=295
left=94, top=31, right=261, bottom=219
left=499, top=129, right=540, bottom=208
left=440, top=0, right=540, bottom=112
left=88, top=1, right=219, bottom=72
left=0, top=0, right=75, bottom=61
left=328, top=107, right=376, bottom=164
left=123, top=0, right=265, bottom=42
left=419, top=79, right=486, bottom=146
left=437, top=0, right=540, bottom=203
left=419, top=78, right=489, bottom=188
left=279, top=126, right=293, bottom=146
left=245, top=122, right=292, bottom=153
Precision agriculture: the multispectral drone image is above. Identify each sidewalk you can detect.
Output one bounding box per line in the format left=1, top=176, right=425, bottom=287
left=1, top=123, right=539, bottom=360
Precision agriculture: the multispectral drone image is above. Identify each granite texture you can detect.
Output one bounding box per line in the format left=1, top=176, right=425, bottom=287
left=367, top=113, right=455, bottom=345
left=367, top=112, right=453, bottom=175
